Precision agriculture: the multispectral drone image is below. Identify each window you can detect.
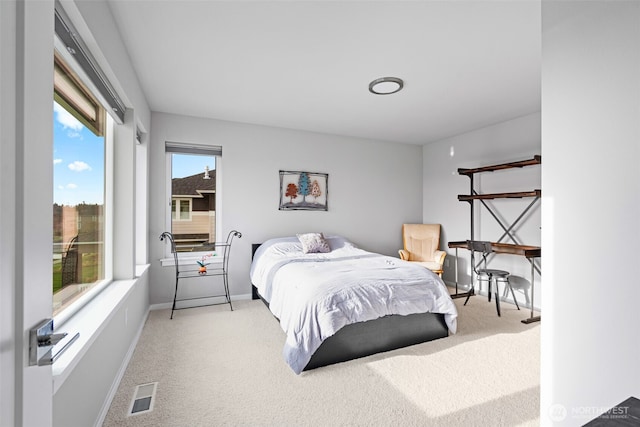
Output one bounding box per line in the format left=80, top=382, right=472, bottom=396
left=52, top=53, right=109, bottom=315
left=166, top=144, right=221, bottom=254
left=171, top=198, right=192, bottom=221
left=51, top=2, right=127, bottom=325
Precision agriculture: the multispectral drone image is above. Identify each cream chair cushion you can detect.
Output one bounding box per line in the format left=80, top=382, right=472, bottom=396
left=399, top=224, right=446, bottom=275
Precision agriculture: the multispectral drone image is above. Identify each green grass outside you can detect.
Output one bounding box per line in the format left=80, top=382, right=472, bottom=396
left=52, top=254, right=100, bottom=294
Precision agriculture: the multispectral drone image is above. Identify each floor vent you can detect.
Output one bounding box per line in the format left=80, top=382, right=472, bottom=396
left=128, top=382, right=158, bottom=416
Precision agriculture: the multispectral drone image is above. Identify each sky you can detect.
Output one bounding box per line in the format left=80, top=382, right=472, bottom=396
left=53, top=101, right=104, bottom=206
left=172, top=153, right=215, bottom=179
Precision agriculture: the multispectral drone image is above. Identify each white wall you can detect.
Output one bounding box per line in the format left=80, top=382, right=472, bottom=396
left=149, top=112, right=424, bottom=304
left=423, top=112, right=541, bottom=309
left=53, top=273, right=149, bottom=427
left=541, top=2, right=640, bottom=425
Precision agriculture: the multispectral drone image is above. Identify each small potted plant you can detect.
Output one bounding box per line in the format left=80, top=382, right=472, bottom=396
left=197, top=253, right=213, bottom=275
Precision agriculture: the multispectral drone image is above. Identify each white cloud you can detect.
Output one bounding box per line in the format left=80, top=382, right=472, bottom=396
left=54, top=158, right=63, bottom=165
left=58, top=185, right=64, bottom=190
left=68, top=161, right=91, bottom=172
left=53, top=102, right=83, bottom=133
left=66, top=183, right=77, bottom=189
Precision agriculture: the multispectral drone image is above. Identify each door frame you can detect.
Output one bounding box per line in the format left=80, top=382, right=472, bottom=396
left=1, top=1, right=56, bottom=426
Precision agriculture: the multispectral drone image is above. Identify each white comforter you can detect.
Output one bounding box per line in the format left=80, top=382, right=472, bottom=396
left=250, top=236, right=458, bottom=374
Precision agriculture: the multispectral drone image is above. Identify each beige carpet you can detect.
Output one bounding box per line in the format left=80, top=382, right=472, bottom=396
left=103, top=295, right=540, bottom=427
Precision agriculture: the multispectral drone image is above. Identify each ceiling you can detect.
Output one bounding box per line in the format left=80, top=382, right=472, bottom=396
left=107, top=0, right=541, bottom=145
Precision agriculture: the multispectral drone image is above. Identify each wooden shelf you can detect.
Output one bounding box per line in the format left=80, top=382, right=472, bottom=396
left=457, top=155, right=541, bottom=176
left=448, top=241, right=541, bottom=258
left=458, top=189, right=541, bottom=201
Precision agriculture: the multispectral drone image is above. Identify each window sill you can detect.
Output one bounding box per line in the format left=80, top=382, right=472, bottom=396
left=52, top=264, right=150, bottom=394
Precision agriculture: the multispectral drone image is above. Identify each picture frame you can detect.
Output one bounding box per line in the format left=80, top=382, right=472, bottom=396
left=279, top=170, right=328, bottom=211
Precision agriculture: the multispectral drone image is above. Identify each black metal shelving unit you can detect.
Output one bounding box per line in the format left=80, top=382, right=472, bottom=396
left=160, top=230, right=242, bottom=319
left=449, top=156, right=542, bottom=324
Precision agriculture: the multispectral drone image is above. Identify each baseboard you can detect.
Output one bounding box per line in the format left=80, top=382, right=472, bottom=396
left=94, top=306, right=150, bottom=427
left=150, top=302, right=173, bottom=311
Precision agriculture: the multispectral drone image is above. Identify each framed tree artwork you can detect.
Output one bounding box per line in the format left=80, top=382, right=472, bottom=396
left=279, top=170, right=328, bottom=211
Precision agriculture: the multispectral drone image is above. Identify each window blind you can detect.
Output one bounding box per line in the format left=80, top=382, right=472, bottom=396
left=165, top=141, right=222, bottom=156
left=54, top=52, right=105, bottom=136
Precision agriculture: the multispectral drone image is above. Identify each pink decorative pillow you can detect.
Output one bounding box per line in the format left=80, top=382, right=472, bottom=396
left=297, top=232, right=331, bottom=254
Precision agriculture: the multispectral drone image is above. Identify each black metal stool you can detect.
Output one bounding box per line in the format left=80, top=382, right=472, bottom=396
left=465, top=240, right=520, bottom=316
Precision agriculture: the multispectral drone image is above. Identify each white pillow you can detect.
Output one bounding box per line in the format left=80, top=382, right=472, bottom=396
left=297, top=232, right=331, bottom=254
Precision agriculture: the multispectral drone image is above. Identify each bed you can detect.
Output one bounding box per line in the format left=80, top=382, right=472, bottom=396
left=250, top=234, right=458, bottom=374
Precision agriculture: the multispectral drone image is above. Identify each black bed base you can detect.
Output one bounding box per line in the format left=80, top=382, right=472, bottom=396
left=305, top=309, right=449, bottom=371
left=251, top=284, right=449, bottom=372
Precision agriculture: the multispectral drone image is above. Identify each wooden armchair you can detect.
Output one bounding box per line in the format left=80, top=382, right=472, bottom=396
left=399, top=224, right=446, bottom=277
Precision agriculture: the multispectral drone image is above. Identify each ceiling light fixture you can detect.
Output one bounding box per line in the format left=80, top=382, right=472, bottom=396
left=368, top=77, right=404, bottom=95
